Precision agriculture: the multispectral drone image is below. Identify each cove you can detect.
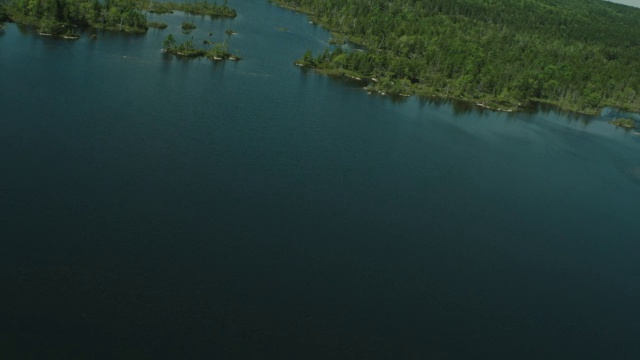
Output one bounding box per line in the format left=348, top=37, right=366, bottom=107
left=1, top=1, right=640, bottom=358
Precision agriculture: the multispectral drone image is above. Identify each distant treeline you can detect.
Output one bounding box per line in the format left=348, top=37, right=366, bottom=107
left=149, top=0, right=236, bottom=17
left=0, top=0, right=235, bottom=35
left=275, top=0, right=640, bottom=113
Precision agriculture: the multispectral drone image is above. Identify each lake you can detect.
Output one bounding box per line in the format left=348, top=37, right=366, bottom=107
left=2, top=1, right=640, bottom=358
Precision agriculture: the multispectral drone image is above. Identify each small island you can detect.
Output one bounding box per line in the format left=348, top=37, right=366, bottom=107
left=163, top=34, right=240, bottom=61
left=181, top=21, right=196, bottom=31
left=610, top=118, right=637, bottom=130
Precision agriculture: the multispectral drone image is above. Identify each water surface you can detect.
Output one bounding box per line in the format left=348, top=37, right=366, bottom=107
left=2, top=1, right=640, bottom=358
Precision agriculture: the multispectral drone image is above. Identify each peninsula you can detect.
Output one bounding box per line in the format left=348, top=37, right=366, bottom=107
left=277, top=0, right=640, bottom=115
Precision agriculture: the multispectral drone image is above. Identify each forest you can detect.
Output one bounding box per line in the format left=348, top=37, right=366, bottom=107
left=148, top=1, right=236, bottom=17
left=276, top=0, right=640, bottom=114
left=0, top=0, right=235, bottom=35
left=0, top=0, right=8, bottom=28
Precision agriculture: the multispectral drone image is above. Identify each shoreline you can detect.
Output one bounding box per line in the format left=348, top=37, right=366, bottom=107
left=295, top=62, right=640, bottom=118
left=278, top=1, right=639, bottom=117
left=296, top=63, right=526, bottom=113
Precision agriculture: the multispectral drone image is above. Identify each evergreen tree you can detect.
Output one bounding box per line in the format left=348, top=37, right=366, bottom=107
left=163, top=33, right=176, bottom=51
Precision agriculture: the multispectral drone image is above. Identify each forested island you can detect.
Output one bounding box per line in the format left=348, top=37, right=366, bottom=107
left=276, top=0, right=640, bottom=114
left=0, top=0, right=236, bottom=36
left=162, top=34, right=239, bottom=60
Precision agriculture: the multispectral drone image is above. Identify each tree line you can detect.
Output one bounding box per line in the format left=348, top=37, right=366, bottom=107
left=277, top=0, right=640, bottom=114
left=148, top=0, right=236, bottom=18
left=0, top=0, right=236, bottom=35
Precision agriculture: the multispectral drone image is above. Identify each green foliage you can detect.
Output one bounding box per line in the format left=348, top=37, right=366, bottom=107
left=328, top=35, right=346, bottom=45
left=38, top=18, right=65, bottom=34
left=206, top=42, right=229, bottom=59
left=0, top=1, right=8, bottom=23
left=5, top=0, right=148, bottom=34
left=146, top=1, right=174, bottom=14
left=163, top=33, right=176, bottom=50
left=3, top=0, right=238, bottom=35
left=149, top=1, right=236, bottom=18
left=295, top=49, right=316, bottom=67
left=610, top=118, right=636, bottom=129
left=181, top=21, right=195, bottom=31
left=147, top=21, right=167, bottom=29
left=274, top=0, right=640, bottom=114
left=173, top=37, right=206, bottom=57
left=163, top=34, right=239, bottom=61
left=163, top=36, right=206, bottom=57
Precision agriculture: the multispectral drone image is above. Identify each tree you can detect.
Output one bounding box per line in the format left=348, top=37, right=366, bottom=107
left=0, top=0, right=8, bottom=23
left=301, top=50, right=315, bottom=66
left=163, top=34, right=176, bottom=51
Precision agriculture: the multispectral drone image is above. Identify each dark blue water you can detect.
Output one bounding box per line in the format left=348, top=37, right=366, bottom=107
left=2, top=2, right=640, bottom=358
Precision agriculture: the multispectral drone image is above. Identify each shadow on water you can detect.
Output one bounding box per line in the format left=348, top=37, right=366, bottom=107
left=386, top=94, right=413, bottom=105
left=321, top=71, right=369, bottom=91
left=450, top=98, right=480, bottom=115
left=417, top=96, right=494, bottom=117
left=16, top=23, right=40, bottom=36
left=530, top=101, right=594, bottom=124
left=416, top=96, right=449, bottom=111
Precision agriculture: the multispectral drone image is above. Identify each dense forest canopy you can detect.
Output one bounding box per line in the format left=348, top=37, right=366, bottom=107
left=148, top=1, right=236, bottom=17
left=275, top=0, right=640, bottom=113
left=5, top=0, right=149, bottom=33
left=0, top=0, right=235, bottom=34
left=0, top=0, right=9, bottom=24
